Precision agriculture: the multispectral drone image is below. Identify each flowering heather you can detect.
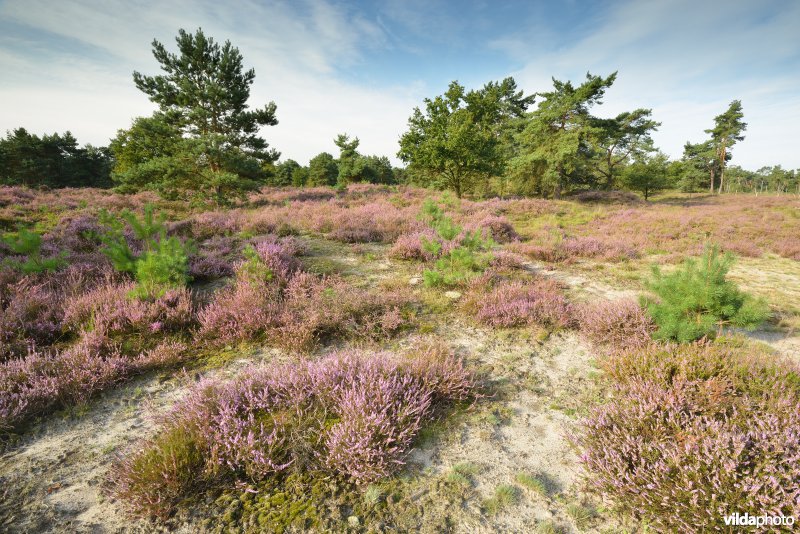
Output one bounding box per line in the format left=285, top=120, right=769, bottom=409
left=188, top=210, right=244, bottom=239
left=0, top=336, right=186, bottom=434
left=578, top=342, right=800, bottom=532
left=110, top=348, right=477, bottom=519
left=466, top=277, right=573, bottom=329
left=566, top=194, right=800, bottom=261
left=326, top=201, right=417, bottom=243
left=476, top=215, right=519, bottom=244
left=63, top=282, right=195, bottom=338
left=275, top=272, right=410, bottom=351
left=0, top=277, right=65, bottom=361
left=576, top=298, right=655, bottom=351
left=241, top=209, right=297, bottom=236
left=199, top=242, right=409, bottom=350
left=388, top=229, right=442, bottom=261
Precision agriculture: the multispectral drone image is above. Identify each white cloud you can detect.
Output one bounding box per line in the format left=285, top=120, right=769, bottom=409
left=0, top=0, right=420, bottom=164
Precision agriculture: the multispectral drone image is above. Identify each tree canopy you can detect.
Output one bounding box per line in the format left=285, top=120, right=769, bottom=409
left=113, top=28, right=279, bottom=204
left=398, top=78, right=532, bottom=197
left=0, top=128, right=112, bottom=188
left=511, top=72, right=617, bottom=198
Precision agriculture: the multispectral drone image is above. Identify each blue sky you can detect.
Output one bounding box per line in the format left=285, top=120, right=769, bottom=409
left=1, top=0, right=798, bottom=169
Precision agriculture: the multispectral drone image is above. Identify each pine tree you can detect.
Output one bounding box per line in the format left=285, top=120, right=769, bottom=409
left=114, top=28, right=279, bottom=203
left=642, top=245, right=769, bottom=342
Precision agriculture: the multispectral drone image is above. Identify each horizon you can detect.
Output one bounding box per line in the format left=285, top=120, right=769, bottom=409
left=1, top=0, right=799, bottom=170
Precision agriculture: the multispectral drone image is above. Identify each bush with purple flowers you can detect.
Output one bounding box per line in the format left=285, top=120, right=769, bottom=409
left=577, top=341, right=800, bottom=532
left=576, top=298, right=655, bottom=350
left=109, top=348, right=477, bottom=519
left=465, top=276, right=574, bottom=329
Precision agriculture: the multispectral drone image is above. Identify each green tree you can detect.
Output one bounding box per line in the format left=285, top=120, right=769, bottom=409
left=512, top=72, right=617, bottom=198
left=334, top=134, right=362, bottom=185
left=291, top=166, right=309, bottom=187
left=590, top=109, right=660, bottom=189
left=621, top=152, right=671, bottom=200
left=643, top=245, right=769, bottom=342
left=360, top=155, right=395, bottom=184
left=0, top=128, right=112, bottom=188
left=273, top=160, right=301, bottom=186
left=705, top=100, right=746, bottom=194
left=678, top=141, right=715, bottom=193
left=307, top=152, right=338, bottom=186
left=120, top=28, right=279, bottom=203
left=399, top=78, right=530, bottom=198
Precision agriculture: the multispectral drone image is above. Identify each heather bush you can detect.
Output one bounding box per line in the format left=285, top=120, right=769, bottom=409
left=275, top=272, right=409, bottom=351
left=189, top=210, right=244, bottom=239
left=0, top=336, right=186, bottom=434
left=577, top=298, right=655, bottom=350
left=476, top=215, right=519, bottom=243
left=578, top=341, right=800, bottom=532
left=110, top=348, right=477, bottom=519
left=389, top=229, right=441, bottom=261
left=63, top=282, right=194, bottom=338
left=199, top=243, right=407, bottom=349
left=643, top=245, right=770, bottom=342
left=465, top=278, right=573, bottom=329
left=0, top=278, right=65, bottom=361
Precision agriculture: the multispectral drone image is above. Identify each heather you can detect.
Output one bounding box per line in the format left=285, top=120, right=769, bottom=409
left=109, top=348, right=477, bottom=520
left=578, top=341, right=800, bottom=532
left=198, top=242, right=410, bottom=350
left=464, top=275, right=574, bottom=330
left=576, top=298, right=655, bottom=350
left=0, top=184, right=796, bottom=532
left=0, top=337, right=186, bottom=433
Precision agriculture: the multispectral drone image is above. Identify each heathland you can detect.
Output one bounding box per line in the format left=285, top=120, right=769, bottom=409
left=0, top=184, right=798, bottom=533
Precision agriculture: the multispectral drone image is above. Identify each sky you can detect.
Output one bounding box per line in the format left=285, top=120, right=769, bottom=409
left=1, top=0, right=798, bottom=169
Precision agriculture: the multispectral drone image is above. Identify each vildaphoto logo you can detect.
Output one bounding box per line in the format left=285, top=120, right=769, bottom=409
left=723, top=512, right=795, bottom=527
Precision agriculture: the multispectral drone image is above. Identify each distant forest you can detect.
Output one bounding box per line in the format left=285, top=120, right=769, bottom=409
left=1, top=28, right=797, bottom=201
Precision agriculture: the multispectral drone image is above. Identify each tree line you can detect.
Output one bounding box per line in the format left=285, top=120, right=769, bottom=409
left=1, top=28, right=797, bottom=201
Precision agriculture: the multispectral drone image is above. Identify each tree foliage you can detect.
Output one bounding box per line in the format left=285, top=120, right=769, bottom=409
left=621, top=152, right=671, bottom=200
left=642, top=245, right=769, bottom=342
left=590, top=108, right=659, bottom=189
left=705, top=100, right=746, bottom=194
left=113, top=28, right=279, bottom=204
left=398, top=78, right=533, bottom=198
left=0, top=128, right=112, bottom=188
left=512, top=72, right=617, bottom=198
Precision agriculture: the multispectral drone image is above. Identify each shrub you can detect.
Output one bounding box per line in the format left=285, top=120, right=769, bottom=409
left=109, top=424, right=206, bottom=520
left=131, top=235, right=190, bottom=299
left=1, top=228, right=66, bottom=273
left=477, top=215, right=519, bottom=243
left=577, top=298, right=655, bottom=350
left=99, top=204, right=191, bottom=298
left=423, top=241, right=492, bottom=288
left=110, top=348, right=477, bottom=519
left=642, top=245, right=770, bottom=342
left=389, top=230, right=441, bottom=261
left=0, top=278, right=64, bottom=361
left=0, top=336, right=186, bottom=434
left=466, top=278, right=573, bottom=329
left=199, top=247, right=407, bottom=349
left=578, top=341, right=800, bottom=533
left=63, top=282, right=194, bottom=338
